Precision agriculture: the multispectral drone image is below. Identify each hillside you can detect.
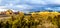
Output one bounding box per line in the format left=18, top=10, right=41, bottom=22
left=0, top=11, right=60, bottom=28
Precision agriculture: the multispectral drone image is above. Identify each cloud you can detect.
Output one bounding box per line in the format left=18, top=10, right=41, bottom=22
left=0, top=4, right=33, bottom=12
left=0, top=6, right=15, bottom=12
left=0, top=0, right=60, bottom=5
left=25, top=0, right=60, bottom=5
left=1, top=0, right=60, bottom=5
left=5, top=3, right=13, bottom=6
left=44, top=0, right=60, bottom=4
left=0, top=6, right=8, bottom=12
left=24, top=0, right=46, bottom=5
left=0, top=6, right=6, bottom=9
left=15, top=5, right=32, bottom=9
left=0, top=0, right=60, bottom=13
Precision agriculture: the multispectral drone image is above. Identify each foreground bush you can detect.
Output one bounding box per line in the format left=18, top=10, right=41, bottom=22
left=0, top=12, right=60, bottom=28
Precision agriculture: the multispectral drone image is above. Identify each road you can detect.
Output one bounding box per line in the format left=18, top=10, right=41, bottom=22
left=0, top=17, right=11, bottom=20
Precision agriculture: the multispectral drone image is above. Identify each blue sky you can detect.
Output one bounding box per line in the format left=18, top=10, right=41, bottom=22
left=0, top=0, right=60, bottom=13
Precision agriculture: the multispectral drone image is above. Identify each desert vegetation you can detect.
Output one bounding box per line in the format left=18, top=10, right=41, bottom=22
left=0, top=10, right=60, bottom=28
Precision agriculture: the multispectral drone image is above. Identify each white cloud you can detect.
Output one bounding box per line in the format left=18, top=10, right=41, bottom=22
left=44, top=0, right=60, bottom=4
left=4, top=4, right=33, bottom=12
left=0, top=0, right=60, bottom=12
left=5, top=3, right=14, bottom=7
left=24, top=0, right=47, bottom=5
left=0, top=8, right=8, bottom=12
left=24, top=0, right=60, bottom=5
left=0, top=6, right=14, bottom=12
left=45, top=8, right=53, bottom=10
left=0, top=6, right=7, bottom=9
left=0, top=6, right=8, bottom=12
left=0, top=0, right=60, bottom=5
left=15, top=4, right=33, bottom=10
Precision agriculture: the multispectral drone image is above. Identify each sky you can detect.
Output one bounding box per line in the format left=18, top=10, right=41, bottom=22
left=0, top=0, right=60, bottom=13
